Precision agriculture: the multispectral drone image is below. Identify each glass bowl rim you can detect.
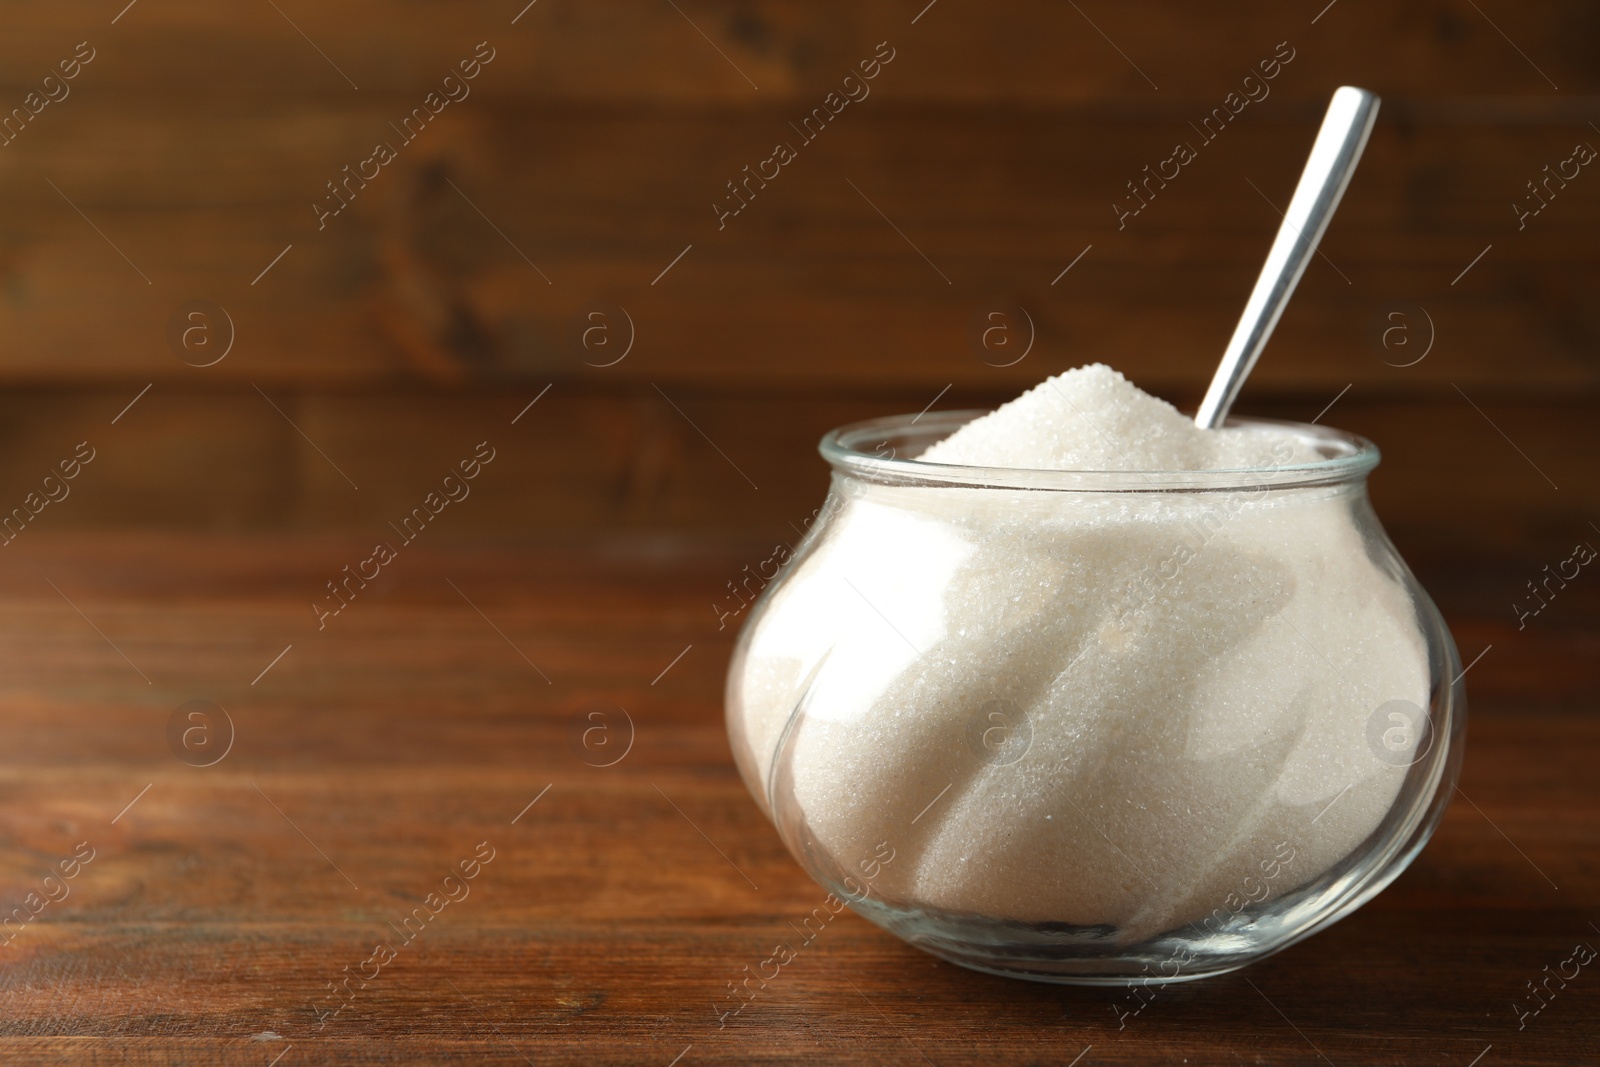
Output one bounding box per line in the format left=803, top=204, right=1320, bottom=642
left=819, top=410, right=1380, bottom=493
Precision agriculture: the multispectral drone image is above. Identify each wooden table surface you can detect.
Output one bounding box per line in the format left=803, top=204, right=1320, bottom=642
left=0, top=532, right=1594, bottom=1066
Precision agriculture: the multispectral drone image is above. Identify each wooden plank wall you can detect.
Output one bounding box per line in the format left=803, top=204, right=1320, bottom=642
left=0, top=0, right=1594, bottom=559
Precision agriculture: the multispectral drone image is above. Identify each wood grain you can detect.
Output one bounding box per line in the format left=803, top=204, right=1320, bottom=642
left=0, top=3, right=1592, bottom=1063
left=0, top=386, right=1588, bottom=559
left=0, top=1, right=1593, bottom=395
left=0, top=0, right=1592, bottom=579
left=3, top=110, right=1596, bottom=390
left=0, top=533, right=1593, bottom=1065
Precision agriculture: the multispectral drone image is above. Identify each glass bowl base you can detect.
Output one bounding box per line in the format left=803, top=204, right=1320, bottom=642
left=847, top=895, right=1287, bottom=986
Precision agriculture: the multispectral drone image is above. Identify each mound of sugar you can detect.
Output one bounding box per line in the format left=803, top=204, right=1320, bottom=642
left=729, top=365, right=1428, bottom=946
left=920, top=363, right=1324, bottom=470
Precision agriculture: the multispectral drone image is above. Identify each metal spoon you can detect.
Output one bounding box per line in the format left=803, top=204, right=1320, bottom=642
left=1194, top=86, right=1380, bottom=429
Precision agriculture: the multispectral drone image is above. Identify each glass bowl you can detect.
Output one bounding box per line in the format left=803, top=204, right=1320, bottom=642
left=725, top=410, right=1464, bottom=984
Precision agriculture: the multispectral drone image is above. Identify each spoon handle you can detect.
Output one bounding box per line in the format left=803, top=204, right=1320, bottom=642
left=1194, top=86, right=1380, bottom=429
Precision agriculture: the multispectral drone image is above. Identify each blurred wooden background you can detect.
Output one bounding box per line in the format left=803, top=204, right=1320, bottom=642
left=0, top=7, right=1596, bottom=1062
left=0, top=0, right=1594, bottom=563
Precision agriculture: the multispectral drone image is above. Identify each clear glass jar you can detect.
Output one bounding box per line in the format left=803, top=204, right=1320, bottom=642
left=726, top=411, right=1464, bottom=984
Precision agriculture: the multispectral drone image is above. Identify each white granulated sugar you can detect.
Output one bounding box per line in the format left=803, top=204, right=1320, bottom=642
left=730, top=365, right=1429, bottom=943
left=920, top=363, right=1324, bottom=470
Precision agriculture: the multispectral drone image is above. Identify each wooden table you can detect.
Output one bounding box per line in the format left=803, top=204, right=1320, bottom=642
left=0, top=533, right=1594, bottom=1065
